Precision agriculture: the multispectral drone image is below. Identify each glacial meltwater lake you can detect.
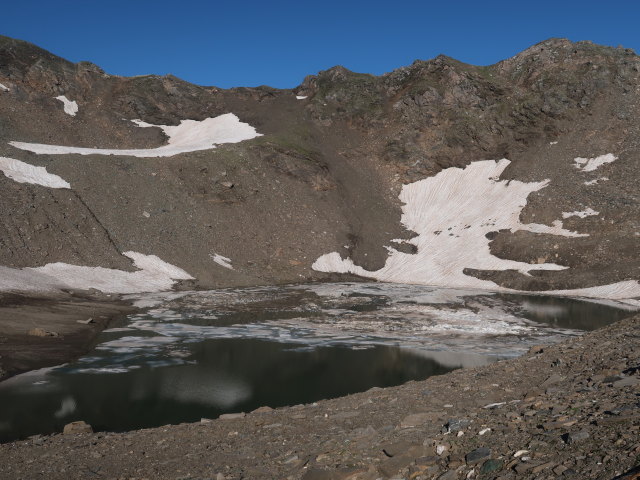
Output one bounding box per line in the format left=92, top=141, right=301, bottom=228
left=0, top=282, right=635, bottom=442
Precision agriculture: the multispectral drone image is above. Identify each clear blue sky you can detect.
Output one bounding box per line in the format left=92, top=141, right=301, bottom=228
left=2, top=0, right=638, bottom=89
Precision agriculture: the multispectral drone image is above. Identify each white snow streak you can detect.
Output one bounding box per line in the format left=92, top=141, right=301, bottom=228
left=211, top=253, right=234, bottom=270
left=574, top=153, right=617, bottom=172
left=549, top=280, right=640, bottom=302
left=0, top=157, right=70, bottom=188
left=313, top=160, right=576, bottom=290
left=520, top=220, right=587, bottom=238
left=562, top=207, right=599, bottom=219
left=0, top=252, right=193, bottom=294
left=55, top=95, right=78, bottom=116
left=9, top=113, right=262, bottom=158
left=584, top=177, right=608, bottom=186
left=296, top=95, right=308, bottom=100
left=0, top=83, right=9, bottom=92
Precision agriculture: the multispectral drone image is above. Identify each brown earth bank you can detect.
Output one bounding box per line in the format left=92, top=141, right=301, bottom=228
left=0, top=292, right=136, bottom=381
left=1, top=314, right=638, bottom=480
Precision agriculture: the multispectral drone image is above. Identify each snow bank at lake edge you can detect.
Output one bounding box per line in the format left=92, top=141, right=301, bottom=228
left=0, top=252, right=193, bottom=294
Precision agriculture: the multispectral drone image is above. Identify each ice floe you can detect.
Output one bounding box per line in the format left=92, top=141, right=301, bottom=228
left=211, top=253, right=233, bottom=270
left=55, top=95, right=78, bottom=116
left=313, top=159, right=580, bottom=290
left=0, top=252, right=193, bottom=294
left=0, top=156, right=70, bottom=188
left=9, top=113, right=262, bottom=158
left=562, top=207, right=599, bottom=219
left=574, top=153, right=617, bottom=172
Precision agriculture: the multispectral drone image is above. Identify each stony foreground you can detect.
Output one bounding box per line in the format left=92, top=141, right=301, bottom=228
left=1, top=315, right=639, bottom=480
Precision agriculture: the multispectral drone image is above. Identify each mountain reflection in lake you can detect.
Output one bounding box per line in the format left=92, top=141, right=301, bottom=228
left=0, top=282, right=635, bottom=442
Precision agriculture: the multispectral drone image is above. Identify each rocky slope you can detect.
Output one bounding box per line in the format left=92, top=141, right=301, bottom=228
left=0, top=36, right=638, bottom=296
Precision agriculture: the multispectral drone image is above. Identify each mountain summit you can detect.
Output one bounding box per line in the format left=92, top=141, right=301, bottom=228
left=0, top=36, right=638, bottom=301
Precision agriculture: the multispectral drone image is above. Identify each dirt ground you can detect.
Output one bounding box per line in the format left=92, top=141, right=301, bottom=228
left=0, top=292, right=136, bottom=381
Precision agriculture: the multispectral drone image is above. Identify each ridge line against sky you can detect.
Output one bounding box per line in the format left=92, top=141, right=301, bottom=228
left=2, top=0, right=639, bottom=89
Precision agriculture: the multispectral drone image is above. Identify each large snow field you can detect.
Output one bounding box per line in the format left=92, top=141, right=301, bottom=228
left=313, top=159, right=640, bottom=301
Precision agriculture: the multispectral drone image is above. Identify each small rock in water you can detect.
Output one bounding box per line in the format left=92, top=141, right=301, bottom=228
left=466, top=447, right=491, bottom=465
left=63, top=421, right=92, bottom=434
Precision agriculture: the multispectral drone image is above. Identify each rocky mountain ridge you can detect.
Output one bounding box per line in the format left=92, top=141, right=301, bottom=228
left=0, top=36, right=638, bottom=298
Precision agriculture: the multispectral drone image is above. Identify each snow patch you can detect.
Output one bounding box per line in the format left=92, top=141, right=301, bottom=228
left=55, top=95, right=78, bottom=116
left=296, top=95, right=308, bottom=100
left=0, top=157, right=70, bottom=188
left=0, top=252, right=193, bottom=294
left=313, top=160, right=577, bottom=290
left=562, top=208, right=599, bottom=219
left=548, top=280, right=640, bottom=302
left=574, top=153, right=617, bottom=172
left=584, top=177, right=608, bottom=186
left=549, top=141, right=558, bottom=145
left=211, top=253, right=233, bottom=270
left=0, top=83, right=9, bottom=92
left=10, top=113, right=262, bottom=158
left=520, top=220, right=587, bottom=238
